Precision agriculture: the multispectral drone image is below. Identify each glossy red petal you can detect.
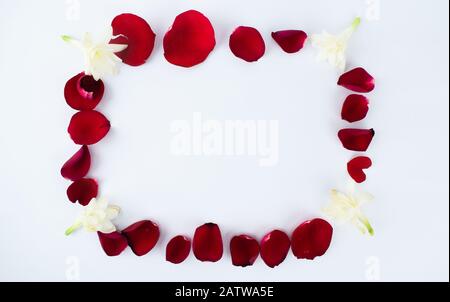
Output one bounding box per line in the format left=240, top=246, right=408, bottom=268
left=230, top=235, right=260, bottom=267
left=66, top=178, right=98, bottom=206
left=338, top=67, right=375, bottom=93
left=229, top=26, right=265, bottom=62
left=341, top=94, right=369, bottom=122
left=60, top=145, right=91, bottom=181
left=291, top=219, right=333, bottom=260
left=260, top=230, right=290, bottom=268
left=193, top=223, right=223, bottom=262
left=166, top=235, right=191, bottom=264
left=338, top=128, right=375, bottom=152
left=347, top=156, right=372, bottom=183
left=98, top=231, right=128, bottom=257
left=111, top=13, right=156, bottom=66
left=163, top=10, right=216, bottom=67
left=271, top=30, right=307, bottom=53
left=64, top=72, right=104, bottom=111
left=122, top=220, right=160, bottom=256
left=68, top=111, right=111, bottom=145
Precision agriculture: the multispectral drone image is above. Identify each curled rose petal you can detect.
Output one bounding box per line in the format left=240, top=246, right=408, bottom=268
left=260, top=230, right=290, bottom=268
left=271, top=30, right=307, bottom=53
left=111, top=13, right=156, bottom=66
left=338, top=128, right=375, bottom=152
left=347, top=156, right=372, bottom=183
left=163, top=10, right=216, bottom=67
left=68, top=111, right=111, bottom=145
left=67, top=178, right=98, bottom=206
left=291, top=219, right=333, bottom=260
left=64, top=72, right=104, bottom=111
left=122, top=220, right=160, bottom=256
left=166, top=235, right=191, bottom=264
left=338, top=67, right=375, bottom=93
left=341, top=94, right=370, bottom=123
left=193, top=223, right=223, bottom=262
left=61, top=145, right=91, bottom=181
left=230, top=235, right=260, bottom=267
left=98, top=231, right=128, bottom=257
left=229, top=26, right=265, bottom=62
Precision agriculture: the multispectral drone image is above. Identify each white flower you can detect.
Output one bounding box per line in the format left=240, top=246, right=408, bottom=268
left=311, top=17, right=361, bottom=71
left=62, top=27, right=127, bottom=81
left=323, top=181, right=374, bottom=236
left=65, top=198, right=120, bottom=235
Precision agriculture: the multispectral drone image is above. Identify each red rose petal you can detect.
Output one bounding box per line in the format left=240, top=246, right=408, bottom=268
left=166, top=235, right=191, bottom=264
left=230, top=235, right=260, bottom=267
left=341, top=94, right=370, bottom=123
left=229, top=26, right=266, bottom=62
left=260, top=230, right=290, bottom=268
left=338, top=128, right=375, bottom=151
left=163, top=10, right=216, bottom=67
left=68, top=111, right=111, bottom=145
left=271, top=30, right=307, bottom=53
left=98, top=231, right=128, bottom=257
left=60, top=145, right=91, bottom=181
left=64, top=72, right=104, bottom=111
left=347, top=156, right=372, bottom=183
left=111, top=13, right=156, bottom=66
left=291, top=219, right=333, bottom=260
left=193, top=223, right=223, bottom=262
left=122, top=220, right=160, bottom=256
left=338, top=67, right=375, bottom=93
left=66, top=178, right=98, bottom=206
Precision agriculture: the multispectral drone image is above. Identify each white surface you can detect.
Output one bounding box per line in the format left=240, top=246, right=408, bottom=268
left=0, top=0, right=448, bottom=282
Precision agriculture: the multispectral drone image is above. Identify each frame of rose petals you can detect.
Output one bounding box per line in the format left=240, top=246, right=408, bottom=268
left=61, top=11, right=376, bottom=268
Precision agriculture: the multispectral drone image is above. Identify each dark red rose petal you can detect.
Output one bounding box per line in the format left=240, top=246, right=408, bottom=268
left=341, top=94, right=370, bottom=123
left=64, top=72, right=104, bottom=111
left=122, top=220, right=160, bottom=256
left=291, top=219, right=333, bottom=260
left=193, top=223, right=223, bottom=262
left=166, top=235, right=191, bottom=264
left=338, top=128, right=375, bottom=151
left=66, top=178, right=98, bottom=206
left=338, top=67, right=375, bottom=93
left=230, top=235, right=260, bottom=267
left=229, top=26, right=266, bottom=62
left=163, top=10, right=216, bottom=67
left=260, top=230, right=290, bottom=268
left=111, top=13, right=156, bottom=66
left=68, top=111, right=111, bottom=145
left=98, top=231, right=128, bottom=257
left=347, top=156, right=372, bottom=183
left=271, top=30, right=307, bottom=53
left=61, top=145, right=91, bottom=181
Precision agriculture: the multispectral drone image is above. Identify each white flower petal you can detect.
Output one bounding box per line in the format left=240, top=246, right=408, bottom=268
left=106, top=206, right=120, bottom=220
left=63, top=27, right=128, bottom=80
left=109, top=43, right=128, bottom=53
left=85, top=198, right=98, bottom=210
left=96, top=198, right=108, bottom=210
left=97, top=220, right=116, bottom=234
left=102, top=26, right=114, bottom=44
left=324, top=184, right=374, bottom=236
left=67, top=197, right=120, bottom=235
left=82, top=32, right=93, bottom=47
left=311, top=18, right=360, bottom=70
left=356, top=191, right=374, bottom=205
left=330, top=189, right=350, bottom=204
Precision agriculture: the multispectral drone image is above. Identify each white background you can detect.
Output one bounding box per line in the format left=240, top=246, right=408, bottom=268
left=0, top=0, right=448, bottom=282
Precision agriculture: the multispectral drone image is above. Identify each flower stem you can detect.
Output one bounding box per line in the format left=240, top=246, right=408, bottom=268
left=65, top=222, right=82, bottom=236
left=358, top=215, right=374, bottom=236
left=351, top=17, right=361, bottom=31
left=61, top=35, right=73, bottom=42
